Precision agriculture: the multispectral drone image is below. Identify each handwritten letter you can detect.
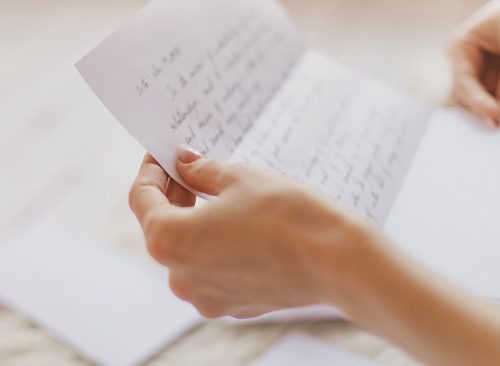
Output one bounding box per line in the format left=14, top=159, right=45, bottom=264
left=77, top=0, right=431, bottom=223
left=230, top=52, right=431, bottom=223
left=77, top=0, right=304, bottom=186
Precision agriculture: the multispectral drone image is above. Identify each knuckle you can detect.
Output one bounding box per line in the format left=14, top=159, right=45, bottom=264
left=190, top=293, right=229, bottom=319
left=194, top=159, right=218, bottom=179
left=169, top=276, right=194, bottom=301
left=146, top=235, right=166, bottom=264
left=144, top=213, right=185, bottom=264
left=128, top=180, right=143, bottom=212
left=259, top=185, right=302, bottom=207
left=196, top=303, right=226, bottom=319
left=259, top=189, right=282, bottom=207
left=128, top=186, right=135, bottom=211
left=228, top=162, right=255, bottom=180
left=142, top=213, right=165, bottom=262
left=219, top=168, right=239, bottom=186
left=129, top=177, right=163, bottom=212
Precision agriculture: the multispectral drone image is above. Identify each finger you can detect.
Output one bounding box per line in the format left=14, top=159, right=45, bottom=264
left=169, top=274, right=198, bottom=302
left=129, top=154, right=183, bottom=228
left=481, top=53, right=500, bottom=97
left=176, top=145, right=238, bottom=196
left=481, top=61, right=497, bottom=97
left=451, top=44, right=500, bottom=125
left=489, top=55, right=500, bottom=99
left=166, top=177, right=196, bottom=207
left=497, top=77, right=500, bottom=101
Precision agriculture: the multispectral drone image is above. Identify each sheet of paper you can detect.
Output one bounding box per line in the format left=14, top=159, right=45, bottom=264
left=251, top=333, right=377, bottom=366
left=76, top=0, right=304, bottom=189
left=227, top=305, right=342, bottom=324
left=230, top=51, right=432, bottom=224
left=0, top=218, right=201, bottom=366
left=385, top=109, right=500, bottom=299
left=77, top=0, right=431, bottom=223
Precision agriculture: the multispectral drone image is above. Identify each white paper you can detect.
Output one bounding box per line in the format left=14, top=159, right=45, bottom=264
left=74, top=0, right=433, bottom=325
left=76, top=0, right=431, bottom=224
left=235, top=107, right=500, bottom=324
left=251, top=333, right=377, bottom=366
left=0, top=218, right=201, bottom=366
left=74, top=0, right=500, bottom=326
left=230, top=51, right=431, bottom=223
left=385, top=109, right=500, bottom=299
left=76, top=0, right=304, bottom=190
left=225, top=304, right=342, bottom=324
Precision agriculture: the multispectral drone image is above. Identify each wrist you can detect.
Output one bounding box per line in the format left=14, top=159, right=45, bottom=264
left=312, top=217, right=500, bottom=366
left=311, top=216, right=426, bottom=328
left=291, top=197, right=500, bottom=366
left=304, top=213, right=395, bottom=313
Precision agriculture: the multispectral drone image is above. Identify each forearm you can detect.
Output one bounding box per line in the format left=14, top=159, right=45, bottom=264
left=132, top=149, right=500, bottom=363
left=321, top=235, right=500, bottom=366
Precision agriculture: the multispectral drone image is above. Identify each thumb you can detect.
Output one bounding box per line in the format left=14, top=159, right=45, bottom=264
left=176, top=145, right=235, bottom=196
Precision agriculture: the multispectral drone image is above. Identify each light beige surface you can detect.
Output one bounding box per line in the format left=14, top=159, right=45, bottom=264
left=0, top=0, right=489, bottom=365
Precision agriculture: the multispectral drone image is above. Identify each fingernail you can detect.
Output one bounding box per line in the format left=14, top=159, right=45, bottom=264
left=483, top=117, right=498, bottom=130
left=177, top=144, right=203, bottom=164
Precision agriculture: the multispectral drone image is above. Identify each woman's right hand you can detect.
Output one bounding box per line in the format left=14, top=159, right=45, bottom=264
left=129, top=150, right=500, bottom=366
left=449, top=0, right=500, bottom=128
left=128, top=150, right=389, bottom=319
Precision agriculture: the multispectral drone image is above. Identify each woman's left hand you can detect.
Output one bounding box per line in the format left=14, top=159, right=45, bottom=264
left=449, top=0, right=500, bottom=128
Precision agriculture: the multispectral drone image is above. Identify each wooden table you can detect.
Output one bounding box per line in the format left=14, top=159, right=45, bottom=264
left=0, top=0, right=488, bottom=365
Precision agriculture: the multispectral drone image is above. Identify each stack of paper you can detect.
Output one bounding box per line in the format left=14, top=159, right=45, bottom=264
left=251, top=333, right=377, bottom=366
left=0, top=218, right=201, bottom=366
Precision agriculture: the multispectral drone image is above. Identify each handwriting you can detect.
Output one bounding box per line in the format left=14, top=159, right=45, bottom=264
left=229, top=52, right=430, bottom=224
left=135, top=46, right=182, bottom=96
left=130, top=6, right=302, bottom=159
left=171, top=100, right=198, bottom=131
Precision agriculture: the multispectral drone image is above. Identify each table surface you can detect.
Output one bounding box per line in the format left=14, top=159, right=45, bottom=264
left=0, top=0, right=489, bottom=365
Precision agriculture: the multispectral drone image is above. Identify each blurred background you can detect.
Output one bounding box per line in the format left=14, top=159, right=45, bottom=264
left=0, top=0, right=489, bottom=365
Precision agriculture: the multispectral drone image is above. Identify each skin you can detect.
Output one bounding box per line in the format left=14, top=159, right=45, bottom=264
left=130, top=150, right=500, bottom=366
left=449, top=0, right=500, bottom=127
left=129, top=2, right=500, bottom=365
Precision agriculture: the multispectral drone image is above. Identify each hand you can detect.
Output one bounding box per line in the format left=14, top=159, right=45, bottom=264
left=128, top=148, right=387, bottom=319
left=449, top=0, right=500, bottom=128
left=129, top=149, right=500, bottom=366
